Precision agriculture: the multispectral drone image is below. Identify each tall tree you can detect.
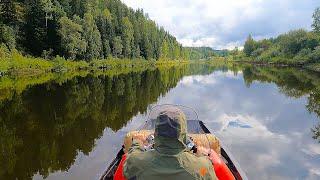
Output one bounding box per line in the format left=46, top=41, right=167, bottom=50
left=58, top=16, right=86, bottom=60
left=0, top=0, right=189, bottom=61
left=312, top=7, right=320, bottom=33
left=0, top=0, right=23, bottom=26
left=96, top=8, right=112, bottom=58
left=121, top=17, right=134, bottom=58
left=82, top=13, right=102, bottom=60
left=24, top=0, right=47, bottom=55
left=112, top=36, right=123, bottom=58
left=160, top=39, right=169, bottom=59
left=244, top=34, right=256, bottom=57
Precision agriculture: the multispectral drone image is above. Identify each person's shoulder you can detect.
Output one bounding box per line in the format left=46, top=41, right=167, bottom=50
left=124, top=151, right=156, bottom=178
left=126, top=150, right=155, bottom=166
left=179, top=152, right=217, bottom=179
left=179, top=152, right=212, bottom=167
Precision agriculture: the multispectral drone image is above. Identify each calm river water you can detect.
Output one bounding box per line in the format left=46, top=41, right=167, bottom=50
left=1, top=64, right=319, bottom=180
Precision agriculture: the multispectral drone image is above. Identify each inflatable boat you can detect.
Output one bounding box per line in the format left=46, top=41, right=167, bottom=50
left=100, top=105, right=247, bottom=180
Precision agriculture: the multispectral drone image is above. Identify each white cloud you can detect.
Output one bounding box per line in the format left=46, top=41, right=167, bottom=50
left=122, top=0, right=319, bottom=49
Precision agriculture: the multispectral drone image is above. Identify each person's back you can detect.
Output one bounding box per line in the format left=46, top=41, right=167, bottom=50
left=123, top=107, right=217, bottom=180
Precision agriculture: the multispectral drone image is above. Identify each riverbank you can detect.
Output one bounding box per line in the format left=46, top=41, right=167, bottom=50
left=304, top=63, right=320, bottom=72
left=229, top=59, right=320, bottom=73
left=0, top=50, right=189, bottom=77
left=0, top=63, right=213, bottom=103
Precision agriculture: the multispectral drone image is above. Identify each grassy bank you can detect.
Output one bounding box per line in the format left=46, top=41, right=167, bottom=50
left=230, top=58, right=320, bottom=73
left=0, top=49, right=189, bottom=77
left=303, top=62, right=320, bottom=72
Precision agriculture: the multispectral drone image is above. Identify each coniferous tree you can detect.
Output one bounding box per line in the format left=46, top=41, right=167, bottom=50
left=83, top=13, right=102, bottom=60
left=313, top=7, right=320, bottom=33
left=121, top=17, right=134, bottom=58
left=244, top=34, right=256, bottom=57
left=0, top=0, right=191, bottom=61
left=0, top=0, right=25, bottom=27
left=160, top=39, right=169, bottom=59
left=58, top=16, right=87, bottom=60
left=24, top=0, right=48, bottom=56
left=112, top=36, right=123, bottom=57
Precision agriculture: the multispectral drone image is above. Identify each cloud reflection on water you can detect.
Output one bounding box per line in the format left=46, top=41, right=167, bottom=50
left=156, top=70, right=320, bottom=180
left=40, top=70, right=320, bottom=180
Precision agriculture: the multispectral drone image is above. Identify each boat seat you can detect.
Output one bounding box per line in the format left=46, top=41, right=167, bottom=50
left=123, top=130, right=221, bottom=155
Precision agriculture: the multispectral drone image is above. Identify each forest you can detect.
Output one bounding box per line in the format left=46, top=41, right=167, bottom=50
left=184, top=47, right=217, bottom=60
left=233, top=7, right=320, bottom=69
left=0, top=0, right=215, bottom=64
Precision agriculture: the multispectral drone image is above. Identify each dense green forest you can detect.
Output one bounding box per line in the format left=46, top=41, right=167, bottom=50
left=213, top=49, right=229, bottom=57
left=184, top=47, right=217, bottom=60
left=0, top=0, right=194, bottom=61
left=234, top=7, right=320, bottom=67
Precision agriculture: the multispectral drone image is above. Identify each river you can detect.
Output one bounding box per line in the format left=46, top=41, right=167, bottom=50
left=0, top=64, right=319, bottom=180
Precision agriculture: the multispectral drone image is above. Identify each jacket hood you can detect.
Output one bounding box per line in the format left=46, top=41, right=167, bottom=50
left=154, top=107, right=187, bottom=155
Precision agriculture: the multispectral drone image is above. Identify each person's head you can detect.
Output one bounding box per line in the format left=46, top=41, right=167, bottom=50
left=154, top=107, right=187, bottom=154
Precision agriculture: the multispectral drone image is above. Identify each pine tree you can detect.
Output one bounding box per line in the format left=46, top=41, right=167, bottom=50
left=83, top=13, right=102, bottom=60
left=312, top=7, right=320, bottom=33
left=112, top=36, right=123, bottom=58
left=0, top=0, right=21, bottom=26
left=160, top=39, right=169, bottom=59
left=122, top=17, right=134, bottom=58
left=0, top=0, right=189, bottom=61
left=244, top=34, right=256, bottom=57
left=58, top=16, right=86, bottom=60
left=24, top=0, right=48, bottom=55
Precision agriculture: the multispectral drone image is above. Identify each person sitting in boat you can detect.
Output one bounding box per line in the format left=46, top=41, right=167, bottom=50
left=123, top=107, right=218, bottom=180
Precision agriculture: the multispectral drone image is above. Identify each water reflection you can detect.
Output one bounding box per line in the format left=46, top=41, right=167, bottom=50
left=0, top=64, right=320, bottom=180
left=242, top=67, right=320, bottom=143
left=155, top=66, right=320, bottom=180
left=0, top=64, right=216, bottom=180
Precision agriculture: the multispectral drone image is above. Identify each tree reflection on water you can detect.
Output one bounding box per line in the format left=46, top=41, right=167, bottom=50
left=1, top=64, right=320, bottom=179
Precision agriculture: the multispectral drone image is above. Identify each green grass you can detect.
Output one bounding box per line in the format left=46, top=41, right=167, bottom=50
left=0, top=46, right=191, bottom=76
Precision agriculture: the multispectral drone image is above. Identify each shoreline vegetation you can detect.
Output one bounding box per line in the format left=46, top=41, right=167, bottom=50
left=1, top=0, right=319, bottom=77
left=0, top=47, right=191, bottom=77
left=226, top=7, right=320, bottom=72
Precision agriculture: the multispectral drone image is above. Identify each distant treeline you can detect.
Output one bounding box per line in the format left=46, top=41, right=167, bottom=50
left=0, top=0, right=204, bottom=61
left=184, top=47, right=216, bottom=60
left=233, top=7, right=320, bottom=65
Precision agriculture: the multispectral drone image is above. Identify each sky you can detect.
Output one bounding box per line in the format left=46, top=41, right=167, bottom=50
left=121, top=0, right=320, bottom=50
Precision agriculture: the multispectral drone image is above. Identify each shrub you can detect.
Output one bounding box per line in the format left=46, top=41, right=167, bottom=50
left=53, top=56, right=67, bottom=72
left=311, top=46, right=320, bottom=62
left=293, top=48, right=312, bottom=64
left=0, top=44, right=11, bottom=59
left=251, top=48, right=265, bottom=57
left=0, top=25, right=16, bottom=50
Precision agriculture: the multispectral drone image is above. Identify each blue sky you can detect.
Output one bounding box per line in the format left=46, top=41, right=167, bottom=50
left=122, top=0, right=320, bottom=49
